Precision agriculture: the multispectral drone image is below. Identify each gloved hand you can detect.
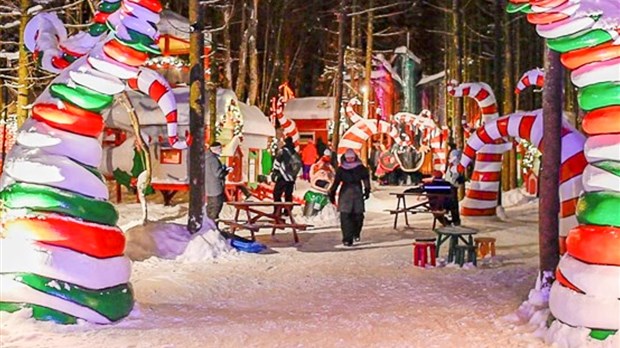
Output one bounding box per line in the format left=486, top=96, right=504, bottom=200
left=329, top=193, right=336, bottom=204
left=363, top=189, right=370, bottom=200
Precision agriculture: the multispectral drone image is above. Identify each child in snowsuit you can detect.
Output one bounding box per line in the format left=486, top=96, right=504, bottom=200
left=329, top=149, right=371, bottom=246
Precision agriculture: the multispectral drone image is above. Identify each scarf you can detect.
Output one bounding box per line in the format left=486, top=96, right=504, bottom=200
left=341, top=159, right=362, bottom=170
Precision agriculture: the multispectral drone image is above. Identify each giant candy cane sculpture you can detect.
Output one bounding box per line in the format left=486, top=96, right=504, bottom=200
left=447, top=81, right=512, bottom=216
left=506, top=0, right=620, bottom=340
left=0, top=0, right=187, bottom=324
left=339, top=98, right=411, bottom=154
left=454, top=109, right=586, bottom=246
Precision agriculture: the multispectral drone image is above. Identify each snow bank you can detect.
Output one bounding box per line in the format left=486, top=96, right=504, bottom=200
left=124, top=218, right=233, bottom=262
left=502, top=188, right=537, bottom=207
left=295, top=203, right=339, bottom=228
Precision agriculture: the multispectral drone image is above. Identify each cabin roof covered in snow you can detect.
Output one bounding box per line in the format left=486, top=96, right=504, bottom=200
left=105, top=88, right=234, bottom=129
left=393, top=46, right=422, bottom=64
left=417, top=71, right=446, bottom=86
left=238, top=102, right=275, bottom=137
left=158, top=10, right=211, bottom=42
left=283, top=97, right=335, bottom=120
left=105, top=88, right=273, bottom=138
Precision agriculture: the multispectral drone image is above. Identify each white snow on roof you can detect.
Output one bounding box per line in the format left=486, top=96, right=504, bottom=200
left=417, top=70, right=446, bottom=86
left=283, top=97, right=335, bottom=120
left=238, top=102, right=275, bottom=137
left=105, top=88, right=273, bottom=137
left=394, top=46, right=422, bottom=64
left=158, top=10, right=211, bottom=43
left=105, top=88, right=234, bottom=129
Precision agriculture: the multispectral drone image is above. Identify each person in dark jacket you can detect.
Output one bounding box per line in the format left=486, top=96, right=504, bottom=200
left=205, top=142, right=231, bottom=220
left=271, top=137, right=300, bottom=215
left=329, top=148, right=371, bottom=246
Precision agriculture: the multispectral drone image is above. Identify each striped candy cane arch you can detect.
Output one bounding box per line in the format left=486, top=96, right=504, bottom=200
left=455, top=109, right=586, bottom=245
left=515, top=67, right=545, bottom=94
left=447, top=81, right=512, bottom=216
left=0, top=0, right=187, bottom=324
left=507, top=0, right=620, bottom=340
left=394, top=110, right=448, bottom=172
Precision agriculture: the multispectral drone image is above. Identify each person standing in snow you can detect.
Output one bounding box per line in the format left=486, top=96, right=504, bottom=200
left=301, top=139, right=318, bottom=181
left=205, top=142, right=230, bottom=221
left=271, top=137, right=302, bottom=214
left=329, top=148, right=371, bottom=246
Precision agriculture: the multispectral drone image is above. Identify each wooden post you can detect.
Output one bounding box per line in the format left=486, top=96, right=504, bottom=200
left=331, top=0, right=346, bottom=149
left=188, top=0, right=206, bottom=234
left=539, top=45, right=562, bottom=283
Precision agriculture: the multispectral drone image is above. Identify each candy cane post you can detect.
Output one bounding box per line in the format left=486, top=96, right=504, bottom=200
left=0, top=0, right=187, bottom=324
left=507, top=0, right=620, bottom=341
left=515, top=68, right=545, bottom=94
left=338, top=118, right=401, bottom=155
left=454, top=109, right=586, bottom=247
left=345, top=98, right=363, bottom=123
left=447, top=81, right=512, bottom=216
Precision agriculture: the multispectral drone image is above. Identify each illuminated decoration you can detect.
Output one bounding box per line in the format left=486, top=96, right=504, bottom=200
left=447, top=80, right=512, bottom=216
left=269, top=82, right=299, bottom=150
left=216, top=101, right=244, bottom=142
left=506, top=0, right=620, bottom=341
left=0, top=0, right=187, bottom=324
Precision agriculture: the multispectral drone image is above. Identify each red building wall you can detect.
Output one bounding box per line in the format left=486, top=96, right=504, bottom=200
left=295, top=119, right=329, bottom=144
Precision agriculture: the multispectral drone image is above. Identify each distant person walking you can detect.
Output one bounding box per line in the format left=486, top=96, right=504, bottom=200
left=301, top=140, right=318, bottom=181
left=205, top=142, right=230, bottom=221
left=271, top=137, right=302, bottom=214
left=329, top=149, right=371, bottom=246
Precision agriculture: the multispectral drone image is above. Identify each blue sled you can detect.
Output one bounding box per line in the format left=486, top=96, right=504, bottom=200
left=220, top=231, right=266, bottom=253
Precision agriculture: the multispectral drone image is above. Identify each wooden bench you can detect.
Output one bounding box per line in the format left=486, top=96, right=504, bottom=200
left=386, top=206, right=448, bottom=230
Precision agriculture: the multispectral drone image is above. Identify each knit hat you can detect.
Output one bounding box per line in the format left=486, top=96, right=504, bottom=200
left=344, top=148, right=356, bottom=159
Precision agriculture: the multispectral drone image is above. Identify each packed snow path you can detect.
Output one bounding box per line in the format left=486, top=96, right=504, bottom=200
left=1, top=187, right=547, bottom=348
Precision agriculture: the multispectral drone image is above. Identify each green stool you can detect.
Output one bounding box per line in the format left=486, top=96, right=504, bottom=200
left=453, top=245, right=477, bottom=266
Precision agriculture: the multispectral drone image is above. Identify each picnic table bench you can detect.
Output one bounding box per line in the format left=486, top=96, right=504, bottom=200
left=221, top=201, right=312, bottom=243
left=387, top=189, right=452, bottom=230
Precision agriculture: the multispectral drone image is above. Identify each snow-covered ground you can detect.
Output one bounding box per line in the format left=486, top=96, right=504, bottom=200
left=0, top=184, right=589, bottom=348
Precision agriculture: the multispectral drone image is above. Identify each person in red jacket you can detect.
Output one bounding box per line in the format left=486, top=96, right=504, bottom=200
left=300, top=140, right=318, bottom=181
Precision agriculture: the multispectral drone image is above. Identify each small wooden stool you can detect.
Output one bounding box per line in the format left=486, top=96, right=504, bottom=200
left=413, top=239, right=437, bottom=267
left=454, top=245, right=477, bottom=266
left=474, top=237, right=496, bottom=258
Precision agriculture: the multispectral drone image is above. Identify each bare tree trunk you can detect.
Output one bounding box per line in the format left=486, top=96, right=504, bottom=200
left=235, top=2, right=249, bottom=100
left=361, top=0, right=373, bottom=165
left=222, top=2, right=233, bottom=89
left=539, top=45, right=562, bottom=283
left=188, top=0, right=206, bottom=234
left=16, top=0, right=31, bottom=127
left=452, top=0, right=464, bottom=199
left=502, top=6, right=518, bottom=190
left=247, top=0, right=259, bottom=105
left=331, top=0, right=346, bottom=149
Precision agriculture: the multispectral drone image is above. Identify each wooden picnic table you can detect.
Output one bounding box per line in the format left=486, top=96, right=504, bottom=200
left=387, top=189, right=453, bottom=230
left=434, top=226, right=479, bottom=263
left=222, top=201, right=310, bottom=243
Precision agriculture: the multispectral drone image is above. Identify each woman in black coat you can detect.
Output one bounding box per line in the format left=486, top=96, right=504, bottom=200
left=329, top=149, right=371, bottom=246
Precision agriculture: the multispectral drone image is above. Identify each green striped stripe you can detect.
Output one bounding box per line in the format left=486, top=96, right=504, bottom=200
left=0, top=183, right=119, bottom=226
left=578, top=82, right=620, bottom=111
left=506, top=2, right=531, bottom=14
left=590, top=329, right=617, bottom=341
left=89, top=23, right=108, bottom=36
left=576, top=191, right=620, bottom=226
left=0, top=302, right=78, bottom=324
left=99, top=1, right=121, bottom=13
left=50, top=83, right=113, bottom=112
left=547, top=29, right=613, bottom=53
left=593, top=160, right=620, bottom=177
left=8, top=273, right=134, bottom=322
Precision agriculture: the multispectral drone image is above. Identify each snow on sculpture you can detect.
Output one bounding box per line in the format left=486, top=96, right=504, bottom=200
left=0, top=0, right=187, bottom=324
left=447, top=80, right=512, bottom=216
left=507, top=0, right=620, bottom=341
